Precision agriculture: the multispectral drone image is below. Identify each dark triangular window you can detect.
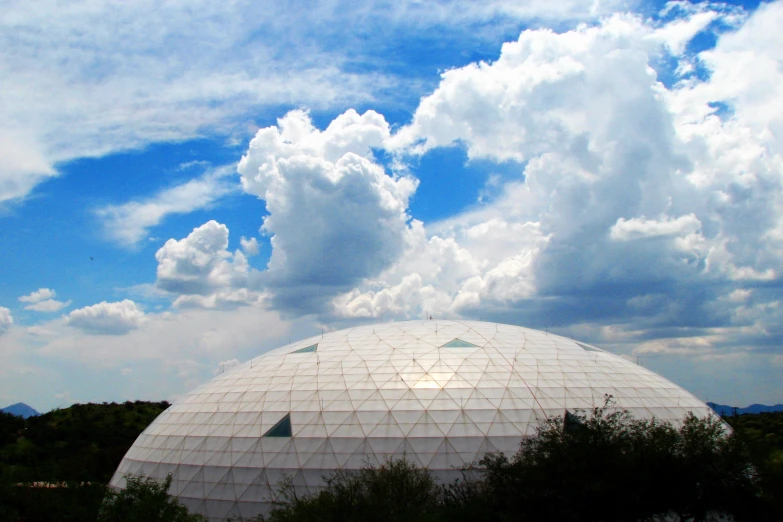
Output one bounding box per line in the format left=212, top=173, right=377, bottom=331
left=564, top=410, right=583, bottom=434
left=291, top=344, right=317, bottom=354
left=441, top=338, right=478, bottom=348
left=263, top=413, right=292, bottom=437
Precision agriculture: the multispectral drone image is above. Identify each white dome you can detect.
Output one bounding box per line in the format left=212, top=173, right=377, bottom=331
left=110, top=320, right=715, bottom=521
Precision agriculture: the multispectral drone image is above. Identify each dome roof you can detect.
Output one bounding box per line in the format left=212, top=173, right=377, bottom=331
left=110, top=320, right=715, bottom=521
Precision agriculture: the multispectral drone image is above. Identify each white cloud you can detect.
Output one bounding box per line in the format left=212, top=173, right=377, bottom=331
left=24, top=299, right=72, bottom=313
left=0, top=0, right=624, bottom=205
left=0, top=301, right=318, bottom=411
left=96, top=165, right=237, bottom=247
left=172, top=289, right=267, bottom=310
left=240, top=237, right=260, bottom=257
left=0, top=307, right=12, bottom=334
left=66, top=299, right=146, bottom=335
left=671, top=1, right=783, bottom=155
left=334, top=273, right=453, bottom=319
left=328, top=3, right=783, bottom=359
left=610, top=214, right=702, bottom=241
left=18, top=288, right=56, bottom=303
left=18, top=288, right=70, bottom=312
left=650, top=8, right=719, bottom=55
left=154, top=220, right=265, bottom=309
left=237, top=109, right=418, bottom=312
left=155, top=221, right=248, bottom=296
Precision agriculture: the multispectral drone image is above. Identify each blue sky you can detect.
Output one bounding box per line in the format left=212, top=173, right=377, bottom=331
left=2, top=0, right=782, bottom=411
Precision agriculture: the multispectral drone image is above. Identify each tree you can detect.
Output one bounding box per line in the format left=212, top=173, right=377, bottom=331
left=265, top=398, right=772, bottom=522
left=473, top=398, right=761, bottom=522
left=266, top=458, right=442, bottom=522
left=98, top=474, right=206, bottom=522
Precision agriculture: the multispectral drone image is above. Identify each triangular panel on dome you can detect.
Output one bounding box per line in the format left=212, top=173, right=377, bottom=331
left=263, top=413, right=292, bottom=437
left=441, top=338, right=479, bottom=348
left=291, top=344, right=318, bottom=354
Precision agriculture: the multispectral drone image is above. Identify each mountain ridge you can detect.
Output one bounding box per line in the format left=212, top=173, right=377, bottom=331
left=707, top=402, right=783, bottom=416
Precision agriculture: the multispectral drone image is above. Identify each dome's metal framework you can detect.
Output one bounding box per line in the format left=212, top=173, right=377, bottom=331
left=111, top=320, right=715, bottom=521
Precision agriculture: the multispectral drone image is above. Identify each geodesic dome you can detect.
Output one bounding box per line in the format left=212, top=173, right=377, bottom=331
left=110, top=320, right=716, bottom=521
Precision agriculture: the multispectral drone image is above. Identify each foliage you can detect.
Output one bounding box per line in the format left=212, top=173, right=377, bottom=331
left=724, top=411, right=783, bottom=519
left=0, top=400, right=169, bottom=484
left=267, top=398, right=772, bottom=522
left=464, top=399, right=761, bottom=522
left=265, top=458, right=442, bottom=522
left=98, top=473, right=207, bottom=522
left=0, top=411, right=25, bottom=447
left=0, top=400, right=169, bottom=521
left=2, top=399, right=782, bottom=521
left=0, top=479, right=107, bottom=522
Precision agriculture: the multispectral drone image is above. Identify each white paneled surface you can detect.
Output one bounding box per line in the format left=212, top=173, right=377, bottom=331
left=110, top=320, right=716, bottom=521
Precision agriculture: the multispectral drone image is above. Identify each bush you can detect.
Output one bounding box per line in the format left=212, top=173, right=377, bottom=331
left=266, top=458, right=442, bottom=522
left=471, top=399, right=760, bottom=521
left=267, top=398, right=769, bottom=522
left=98, top=474, right=206, bottom=522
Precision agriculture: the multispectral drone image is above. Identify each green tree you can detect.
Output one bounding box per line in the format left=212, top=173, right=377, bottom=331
left=471, top=398, right=760, bottom=522
left=266, top=458, right=441, bottom=522
left=98, top=474, right=206, bottom=522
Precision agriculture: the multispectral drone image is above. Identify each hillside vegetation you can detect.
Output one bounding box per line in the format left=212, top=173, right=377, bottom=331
left=0, top=401, right=781, bottom=521
left=0, top=401, right=169, bottom=521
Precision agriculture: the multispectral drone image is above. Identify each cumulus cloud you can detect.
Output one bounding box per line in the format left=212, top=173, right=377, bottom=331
left=329, top=2, right=783, bottom=359
left=18, top=289, right=55, bottom=303
left=0, top=307, right=12, bottom=334
left=24, top=300, right=72, bottom=313
left=240, top=237, right=260, bottom=257
left=610, top=214, right=702, bottom=241
left=96, top=165, right=237, bottom=247
left=18, top=288, right=71, bottom=312
left=67, top=300, right=146, bottom=335
left=122, top=2, right=783, bottom=381
left=154, top=220, right=265, bottom=309
left=156, top=221, right=247, bottom=296
left=237, top=109, right=418, bottom=312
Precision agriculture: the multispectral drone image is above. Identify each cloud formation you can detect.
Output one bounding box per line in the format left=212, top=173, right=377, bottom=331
left=0, top=307, right=12, bottom=334
left=154, top=220, right=264, bottom=309
left=326, top=4, right=783, bottom=364
left=18, top=289, right=55, bottom=303
left=237, top=109, right=418, bottom=312
left=0, top=0, right=623, bottom=205
left=18, top=288, right=71, bottom=312
left=96, top=165, right=237, bottom=247
left=67, top=300, right=146, bottom=335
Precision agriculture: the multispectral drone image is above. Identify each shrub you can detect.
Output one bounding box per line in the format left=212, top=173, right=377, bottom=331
left=98, top=474, right=206, bottom=522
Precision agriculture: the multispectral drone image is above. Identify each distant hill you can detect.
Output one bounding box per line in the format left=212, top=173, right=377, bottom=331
left=708, top=402, right=783, bottom=416
left=1, top=402, right=40, bottom=418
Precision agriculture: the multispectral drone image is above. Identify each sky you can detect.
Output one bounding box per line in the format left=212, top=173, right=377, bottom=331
left=1, top=0, right=781, bottom=412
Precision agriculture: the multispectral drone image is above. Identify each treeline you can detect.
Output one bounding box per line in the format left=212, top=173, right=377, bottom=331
left=0, top=400, right=169, bottom=520
left=1, top=400, right=782, bottom=521
left=266, top=406, right=782, bottom=522
left=0, top=400, right=169, bottom=483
